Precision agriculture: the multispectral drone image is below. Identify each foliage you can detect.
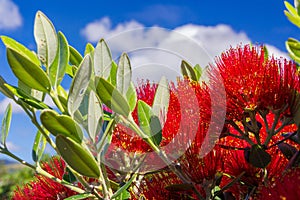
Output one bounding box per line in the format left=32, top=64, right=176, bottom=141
left=0, top=2, right=300, bottom=199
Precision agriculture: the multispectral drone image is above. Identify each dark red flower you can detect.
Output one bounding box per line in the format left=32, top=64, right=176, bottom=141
left=130, top=171, right=202, bottom=200
left=209, top=44, right=300, bottom=120
left=12, top=157, right=80, bottom=200
left=257, top=167, right=300, bottom=199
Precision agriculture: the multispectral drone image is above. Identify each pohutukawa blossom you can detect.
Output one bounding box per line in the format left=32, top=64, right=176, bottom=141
left=12, top=157, right=79, bottom=200
left=221, top=147, right=288, bottom=199
left=112, top=79, right=211, bottom=153
left=209, top=44, right=300, bottom=120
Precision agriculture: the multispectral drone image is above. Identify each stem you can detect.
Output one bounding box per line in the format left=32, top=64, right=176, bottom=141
left=263, top=112, right=280, bottom=146
left=36, top=166, right=88, bottom=194
left=50, top=90, right=66, bottom=113
left=1, top=148, right=35, bottom=169
left=227, top=120, right=255, bottom=145
left=119, top=115, right=205, bottom=200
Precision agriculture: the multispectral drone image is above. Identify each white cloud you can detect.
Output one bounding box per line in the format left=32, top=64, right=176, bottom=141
left=81, top=18, right=288, bottom=82
left=0, top=97, right=22, bottom=114
left=0, top=0, right=22, bottom=30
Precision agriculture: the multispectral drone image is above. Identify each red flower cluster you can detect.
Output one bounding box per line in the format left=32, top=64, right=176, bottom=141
left=12, top=157, right=79, bottom=200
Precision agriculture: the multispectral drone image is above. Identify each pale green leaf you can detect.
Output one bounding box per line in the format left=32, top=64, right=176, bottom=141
left=117, top=53, right=132, bottom=96
left=94, top=39, right=112, bottom=79
left=68, top=54, right=92, bottom=117
left=181, top=60, right=197, bottom=81
left=126, top=82, right=137, bottom=111
left=1, top=104, right=12, bottom=147
left=88, top=90, right=103, bottom=142
left=34, top=11, right=58, bottom=67
left=152, top=76, right=169, bottom=126
left=49, top=31, right=69, bottom=87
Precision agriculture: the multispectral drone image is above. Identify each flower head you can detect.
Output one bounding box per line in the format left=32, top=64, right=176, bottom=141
left=12, top=157, right=79, bottom=200
left=210, top=44, right=300, bottom=120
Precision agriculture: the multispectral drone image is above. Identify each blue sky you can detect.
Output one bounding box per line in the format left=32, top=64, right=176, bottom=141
left=0, top=0, right=299, bottom=162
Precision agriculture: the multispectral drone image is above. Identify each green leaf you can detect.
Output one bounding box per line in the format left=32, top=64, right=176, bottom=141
left=108, top=61, right=118, bottom=86
left=181, top=60, right=197, bottom=81
left=40, top=109, right=83, bottom=143
left=284, top=10, right=300, bottom=28
left=56, top=135, right=100, bottom=178
left=111, top=173, right=137, bottom=199
left=68, top=54, right=92, bottom=117
left=117, top=53, right=132, bottom=96
left=34, top=11, right=57, bottom=67
left=285, top=1, right=298, bottom=16
left=138, top=100, right=162, bottom=146
left=247, top=144, right=271, bottom=168
left=84, top=43, right=94, bottom=55
left=5, top=84, right=49, bottom=110
left=32, top=130, right=47, bottom=162
left=64, top=193, right=92, bottom=200
left=88, top=90, right=103, bottom=142
left=69, top=45, right=83, bottom=67
left=94, top=39, right=112, bottom=79
left=152, top=76, right=169, bottom=126
left=126, top=82, right=137, bottom=111
left=193, top=64, right=202, bottom=81
left=1, top=36, right=40, bottom=66
left=6, top=48, right=51, bottom=92
left=96, top=78, right=130, bottom=117
left=286, top=38, right=300, bottom=63
left=1, top=104, right=12, bottom=147
left=0, top=76, right=14, bottom=99
left=149, top=115, right=163, bottom=146
left=18, top=80, right=44, bottom=102
left=49, top=31, right=69, bottom=87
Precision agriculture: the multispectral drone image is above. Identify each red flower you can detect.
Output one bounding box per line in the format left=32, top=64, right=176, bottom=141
left=209, top=44, right=300, bottom=120
left=12, top=157, right=80, bottom=200
left=130, top=171, right=202, bottom=199
left=257, top=167, right=300, bottom=199
left=221, top=147, right=288, bottom=199
left=112, top=79, right=210, bottom=153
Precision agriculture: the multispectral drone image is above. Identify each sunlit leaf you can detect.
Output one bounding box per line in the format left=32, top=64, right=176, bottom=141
left=34, top=11, right=57, bottom=67
left=126, top=82, right=137, bottom=111
left=69, top=45, right=83, bottom=67
left=84, top=43, right=94, bottom=55
left=194, top=64, right=202, bottom=81
left=96, top=77, right=130, bottom=117
left=111, top=173, right=136, bottom=199
left=40, top=109, right=83, bottom=143
left=6, top=48, right=51, bottom=92
left=0, top=76, right=14, bottom=99
left=152, top=76, right=169, bottom=126
left=56, top=135, right=100, bottom=178
left=49, top=31, right=69, bottom=87
left=5, top=84, right=49, bottom=110
left=64, top=193, right=92, bottom=200
left=68, top=54, right=92, bottom=117
left=94, top=39, right=112, bottom=79
left=108, top=61, right=118, bottom=86
left=1, top=36, right=40, bottom=66
left=1, top=104, right=12, bottom=147
left=117, top=53, right=132, bottom=96
left=88, top=90, right=102, bottom=142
